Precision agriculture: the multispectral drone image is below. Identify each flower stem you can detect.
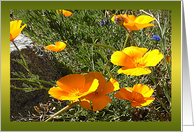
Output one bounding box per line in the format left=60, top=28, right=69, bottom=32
left=122, top=25, right=138, bottom=47
left=45, top=101, right=80, bottom=122
left=104, top=64, right=114, bottom=79
left=123, top=34, right=129, bottom=49
left=11, top=40, right=32, bottom=75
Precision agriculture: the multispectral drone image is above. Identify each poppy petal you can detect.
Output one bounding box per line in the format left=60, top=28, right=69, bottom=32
left=122, top=46, right=148, bottom=60
left=124, top=15, right=136, bottom=24
left=49, top=76, right=99, bottom=101
left=133, top=84, right=154, bottom=97
left=143, top=49, right=164, bottom=66
left=80, top=79, right=99, bottom=97
left=92, top=95, right=112, bottom=111
left=58, top=10, right=72, bottom=17
left=45, top=45, right=57, bottom=51
left=101, top=78, right=120, bottom=95
left=56, top=10, right=59, bottom=15
left=118, top=67, right=151, bottom=76
left=134, top=23, right=154, bottom=30
left=20, top=24, right=27, bottom=31
left=48, top=87, right=72, bottom=100
left=134, top=15, right=155, bottom=24
left=16, top=20, right=22, bottom=29
left=80, top=99, right=92, bottom=110
left=63, top=11, right=72, bottom=17
left=114, top=88, right=133, bottom=101
left=84, top=72, right=106, bottom=92
left=10, top=20, right=26, bottom=41
left=10, top=29, right=21, bottom=41
left=131, top=100, right=147, bottom=108
left=111, top=51, right=135, bottom=67
left=111, top=15, right=115, bottom=22
left=45, top=42, right=66, bottom=52
left=123, top=24, right=139, bottom=31
left=56, top=74, right=86, bottom=93
left=55, top=41, right=66, bottom=51
left=131, top=97, right=155, bottom=108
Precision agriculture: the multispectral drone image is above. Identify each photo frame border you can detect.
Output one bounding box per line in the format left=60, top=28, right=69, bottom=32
left=1, top=1, right=181, bottom=131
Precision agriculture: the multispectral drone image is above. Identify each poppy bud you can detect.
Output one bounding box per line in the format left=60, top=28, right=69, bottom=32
left=114, top=16, right=124, bottom=25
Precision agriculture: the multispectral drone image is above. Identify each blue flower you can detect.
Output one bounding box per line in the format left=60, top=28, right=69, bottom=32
left=100, top=19, right=110, bottom=26
left=153, top=35, right=161, bottom=41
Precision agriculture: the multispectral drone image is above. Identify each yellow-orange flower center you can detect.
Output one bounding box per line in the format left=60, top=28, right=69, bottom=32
left=69, top=88, right=83, bottom=97
left=131, top=92, right=144, bottom=101
left=133, top=59, right=146, bottom=68
left=135, top=62, right=145, bottom=68
left=94, top=91, right=99, bottom=96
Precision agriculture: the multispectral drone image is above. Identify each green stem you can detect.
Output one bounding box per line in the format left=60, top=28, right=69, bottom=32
left=91, top=45, right=95, bottom=71
left=11, top=40, right=32, bottom=75
left=123, top=34, right=129, bottom=49
left=11, top=78, right=41, bottom=87
left=104, top=64, right=114, bottom=79
left=122, top=25, right=138, bottom=47
left=11, top=78, right=56, bottom=87
left=39, top=80, right=56, bottom=87
left=11, top=86, right=49, bottom=91
left=45, top=101, right=80, bottom=122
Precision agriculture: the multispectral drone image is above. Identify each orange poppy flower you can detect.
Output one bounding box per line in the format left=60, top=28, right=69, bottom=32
left=166, top=56, right=171, bottom=64
left=57, top=10, right=72, bottom=17
left=10, top=20, right=27, bottom=41
left=111, top=46, right=163, bottom=76
left=80, top=72, right=120, bottom=111
left=45, top=41, right=66, bottom=52
left=48, top=74, right=99, bottom=101
left=114, top=84, right=155, bottom=108
left=165, top=56, right=171, bottom=64
left=111, top=14, right=155, bottom=31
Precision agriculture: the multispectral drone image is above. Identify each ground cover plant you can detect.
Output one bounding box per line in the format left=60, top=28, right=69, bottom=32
left=10, top=9, right=171, bottom=122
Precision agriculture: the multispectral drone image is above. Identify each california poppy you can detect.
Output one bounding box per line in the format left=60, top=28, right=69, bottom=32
left=10, top=20, right=26, bottom=41
left=111, top=46, right=163, bottom=76
left=48, top=74, right=99, bottom=101
left=111, top=14, right=155, bottom=31
left=45, top=41, right=66, bottom=52
left=114, top=84, right=155, bottom=108
left=166, top=56, right=171, bottom=64
left=57, top=10, right=72, bottom=17
left=80, top=72, right=119, bottom=111
left=162, top=56, right=171, bottom=64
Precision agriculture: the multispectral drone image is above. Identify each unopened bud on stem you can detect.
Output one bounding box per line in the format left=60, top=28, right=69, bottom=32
left=114, top=16, right=124, bottom=25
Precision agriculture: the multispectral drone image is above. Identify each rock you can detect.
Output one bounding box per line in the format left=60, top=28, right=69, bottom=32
left=10, top=34, right=71, bottom=121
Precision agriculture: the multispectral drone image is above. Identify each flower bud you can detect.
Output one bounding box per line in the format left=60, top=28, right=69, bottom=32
left=114, top=16, right=124, bottom=25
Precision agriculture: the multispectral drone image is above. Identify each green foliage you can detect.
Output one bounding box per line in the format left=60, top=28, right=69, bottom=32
left=10, top=9, right=171, bottom=122
left=11, top=71, right=55, bottom=92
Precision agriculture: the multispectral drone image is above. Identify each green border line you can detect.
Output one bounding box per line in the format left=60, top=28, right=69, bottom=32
left=1, top=1, right=181, bottom=131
